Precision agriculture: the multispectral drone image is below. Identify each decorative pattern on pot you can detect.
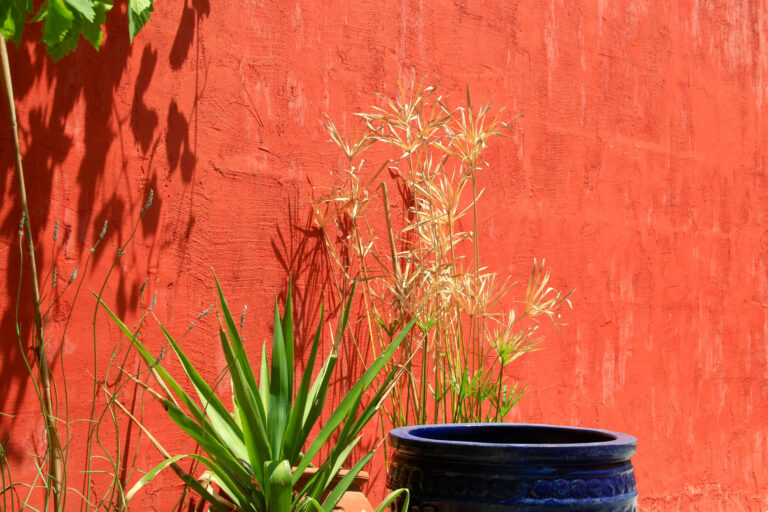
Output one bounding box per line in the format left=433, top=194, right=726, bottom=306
left=388, top=423, right=638, bottom=512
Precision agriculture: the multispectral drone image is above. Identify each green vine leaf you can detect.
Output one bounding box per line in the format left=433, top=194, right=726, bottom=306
left=30, top=5, right=47, bottom=23
left=80, top=0, right=110, bottom=48
left=0, top=0, right=32, bottom=44
left=46, top=15, right=81, bottom=60
left=63, top=0, right=95, bottom=22
left=2, top=0, right=151, bottom=61
left=128, top=0, right=153, bottom=42
left=130, top=0, right=152, bottom=15
left=42, top=0, right=74, bottom=46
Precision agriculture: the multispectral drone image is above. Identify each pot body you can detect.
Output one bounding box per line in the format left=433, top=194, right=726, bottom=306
left=387, top=423, right=637, bottom=512
left=295, top=469, right=374, bottom=512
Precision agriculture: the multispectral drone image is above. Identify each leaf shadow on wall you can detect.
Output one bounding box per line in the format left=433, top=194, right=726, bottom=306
left=271, top=188, right=335, bottom=352
left=0, top=9, right=160, bottom=464
left=170, top=0, right=209, bottom=70
left=166, top=100, right=196, bottom=181
left=163, top=0, right=209, bottom=186
left=130, top=46, right=159, bottom=153
left=0, top=0, right=213, bottom=501
left=271, top=185, right=380, bottom=476
left=132, top=0, right=209, bottom=332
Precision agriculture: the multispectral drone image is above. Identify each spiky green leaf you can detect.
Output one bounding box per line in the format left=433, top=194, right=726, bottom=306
left=268, top=297, right=290, bottom=457
left=219, top=328, right=270, bottom=487
left=96, top=295, right=213, bottom=426
left=282, top=304, right=323, bottom=462
left=321, top=451, right=374, bottom=512
left=267, top=460, right=292, bottom=512
left=282, top=279, right=294, bottom=396
left=126, top=454, right=234, bottom=512
left=294, top=314, right=417, bottom=481
left=159, top=324, right=247, bottom=462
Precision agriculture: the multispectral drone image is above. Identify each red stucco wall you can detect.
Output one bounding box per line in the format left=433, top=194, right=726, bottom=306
left=1, top=1, right=767, bottom=510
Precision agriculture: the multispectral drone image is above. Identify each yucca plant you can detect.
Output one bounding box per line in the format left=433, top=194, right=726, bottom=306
left=98, top=277, right=414, bottom=512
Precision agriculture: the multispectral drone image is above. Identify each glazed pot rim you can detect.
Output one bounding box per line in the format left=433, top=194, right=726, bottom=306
left=388, top=423, right=637, bottom=464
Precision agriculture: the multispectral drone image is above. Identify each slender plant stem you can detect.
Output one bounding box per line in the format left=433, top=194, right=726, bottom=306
left=83, top=203, right=147, bottom=511
left=0, top=34, right=63, bottom=512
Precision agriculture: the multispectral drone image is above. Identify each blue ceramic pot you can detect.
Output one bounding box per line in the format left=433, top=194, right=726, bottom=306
left=387, top=423, right=637, bottom=512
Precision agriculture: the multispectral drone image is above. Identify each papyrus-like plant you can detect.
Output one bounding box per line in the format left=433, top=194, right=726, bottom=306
left=314, top=82, right=572, bottom=427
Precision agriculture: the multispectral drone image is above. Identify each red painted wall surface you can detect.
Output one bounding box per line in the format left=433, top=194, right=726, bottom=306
left=1, top=1, right=767, bottom=510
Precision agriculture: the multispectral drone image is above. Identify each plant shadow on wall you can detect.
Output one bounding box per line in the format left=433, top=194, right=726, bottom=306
left=166, top=0, right=210, bottom=185
left=0, top=6, right=152, bottom=456
left=0, top=2, right=168, bottom=511
left=139, top=0, right=210, bottom=290
left=271, top=191, right=336, bottom=356
left=137, top=0, right=210, bottom=184
left=0, top=0, right=212, bottom=436
left=270, top=188, right=385, bottom=483
left=313, top=83, right=573, bottom=430
left=169, top=0, right=210, bottom=71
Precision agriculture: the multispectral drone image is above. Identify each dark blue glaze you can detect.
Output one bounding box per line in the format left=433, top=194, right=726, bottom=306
left=387, top=423, right=637, bottom=511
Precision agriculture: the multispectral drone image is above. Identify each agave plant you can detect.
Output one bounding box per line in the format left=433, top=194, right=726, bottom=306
left=99, top=277, right=414, bottom=512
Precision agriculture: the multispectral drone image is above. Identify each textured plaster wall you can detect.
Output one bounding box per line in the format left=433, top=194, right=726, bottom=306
left=1, top=1, right=767, bottom=510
